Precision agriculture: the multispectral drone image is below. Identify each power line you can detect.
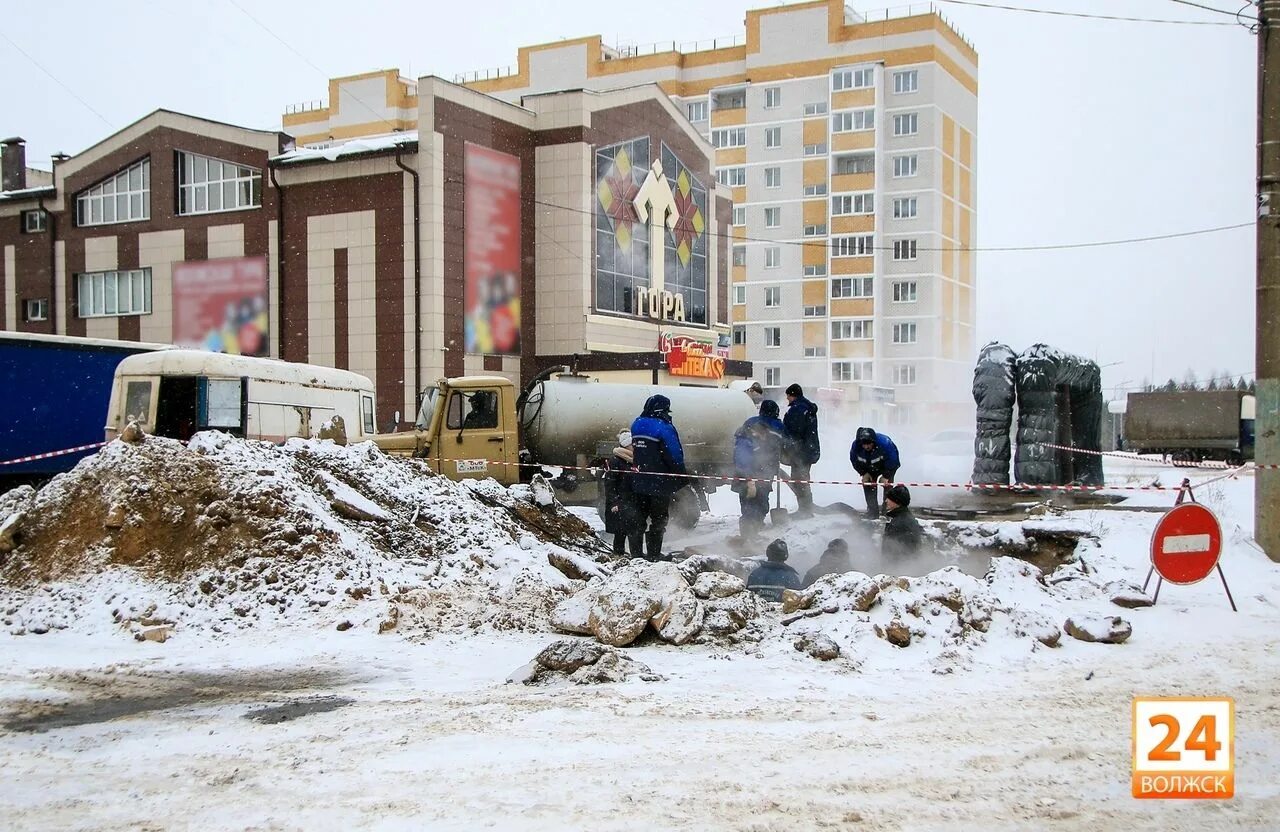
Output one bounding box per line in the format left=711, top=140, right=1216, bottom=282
left=0, top=31, right=113, bottom=128
left=934, top=0, right=1248, bottom=25
left=1166, top=0, right=1254, bottom=18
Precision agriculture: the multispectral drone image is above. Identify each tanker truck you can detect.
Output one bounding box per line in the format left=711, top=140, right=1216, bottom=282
left=373, top=369, right=759, bottom=528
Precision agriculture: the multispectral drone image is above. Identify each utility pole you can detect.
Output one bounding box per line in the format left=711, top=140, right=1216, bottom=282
left=1258, top=0, right=1280, bottom=561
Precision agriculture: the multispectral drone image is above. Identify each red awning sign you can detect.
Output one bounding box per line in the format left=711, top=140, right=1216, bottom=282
left=1150, top=503, right=1223, bottom=586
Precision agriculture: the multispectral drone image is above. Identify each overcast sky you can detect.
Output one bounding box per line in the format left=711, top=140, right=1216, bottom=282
left=3, top=0, right=1257, bottom=395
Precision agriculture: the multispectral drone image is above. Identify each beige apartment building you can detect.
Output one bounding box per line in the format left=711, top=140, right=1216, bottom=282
left=283, top=0, right=978, bottom=427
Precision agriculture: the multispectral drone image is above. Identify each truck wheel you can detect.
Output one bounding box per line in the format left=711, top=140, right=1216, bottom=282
left=670, top=487, right=702, bottom=530
left=1226, top=450, right=1244, bottom=468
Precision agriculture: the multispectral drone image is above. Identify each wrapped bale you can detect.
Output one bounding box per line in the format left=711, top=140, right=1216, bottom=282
left=971, top=342, right=1017, bottom=485
left=1059, top=357, right=1104, bottom=486
left=1014, top=344, right=1062, bottom=485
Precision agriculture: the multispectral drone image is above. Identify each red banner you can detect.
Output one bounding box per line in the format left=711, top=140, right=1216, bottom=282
left=465, top=144, right=522, bottom=355
left=660, top=332, right=725, bottom=380
left=172, top=256, right=268, bottom=356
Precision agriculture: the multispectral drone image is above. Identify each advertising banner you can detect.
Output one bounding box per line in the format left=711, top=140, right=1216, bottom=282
left=464, top=143, right=522, bottom=355
left=659, top=332, right=725, bottom=380
left=172, top=256, right=269, bottom=356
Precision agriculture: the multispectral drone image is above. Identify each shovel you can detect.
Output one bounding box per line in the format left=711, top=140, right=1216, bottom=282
left=769, top=474, right=790, bottom=527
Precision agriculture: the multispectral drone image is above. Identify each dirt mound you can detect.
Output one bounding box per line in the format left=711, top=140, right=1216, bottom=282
left=0, top=433, right=601, bottom=637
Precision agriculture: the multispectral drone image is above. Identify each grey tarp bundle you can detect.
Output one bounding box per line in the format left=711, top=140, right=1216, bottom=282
left=971, top=342, right=1017, bottom=485
left=1009, top=344, right=1105, bottom=486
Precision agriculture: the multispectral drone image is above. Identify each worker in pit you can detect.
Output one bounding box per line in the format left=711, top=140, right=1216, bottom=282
left=882, top=485, right=925, bottom=556
left=782, top=384, right=821, bottom=518
left=731, top=399, right=785, bottom=544
left=804, top=538, right=853, bottom=586
left=850, top=427, right=901, bottom=520
left=629, top=395, right=687, bottom=559
left=746, top=539, right=803, bottom=602
left=600, top=430, right=643, bottom=557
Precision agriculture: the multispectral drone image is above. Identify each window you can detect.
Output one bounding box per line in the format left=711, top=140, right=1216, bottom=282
left=732, top=284, right=746, bottom=305
left=764, top=127, right=782, bottom=149
left=765, top=327, right=782, bottom=347
left=892, top=197, right=918, bottom=219
left=715, top=92, right=745, bottom=109
left=832, top=109, right=874, bottom=133
left=732, top=246, right=747, bottom=266
left=832, top=361, right=873, bottom=382
left=831, top=276, right=874, bottom=298
left=893, top=113, right=919, bottom=137
left=764, top=167, right=781, bottom=189
left=832, top=319, right=873, bottom=340
left=893, top=322, right=918, bottom=344
left=803, top=304, right=827, bottom=317
left=832, top=234, right=874, bottom=257
left=717, top=166, right=746, bottom=187
left=206, top=379, right=244, bottom=429
left=764, top=286, right=781, bottom=306
left=76, top=268, right=152, bottom=318
left=712, top=128, right=746, bottom=148
left=76, top=159, right=150, bottom=226
left=732, top=206, right=745, bottom=226
left=893, top=154, right=918, bottom=178
left=23, top=298, right=48, bottom=321
left=893, top=364, right=918, bottom=386
left=732, top=325, right=747, bottom=345
left=21, top=210, right=46, bottom=233
left=893, top=70, right=919, bottom=94
left=446, top=389, right=500, bottom=431
left=804, top=345, right=827, bottom=357
left=765, top=87, right=781, bottom=109
left=765, top=247, right=781, bottom=268
left=124, top=380, right=153, bottom=424
left=803, top=143, right=828, bottom=157
left=764, top=207, right=781, bottom=228
left=833, top=67, right=874, bottom=90
left=831, top=193, right=874, bottom=216
left=804, top=264, right=828, bottom=277
left=362, top=395, right=376, bottom=434
left=765, top=367, right=781, bottom=387
left=178, top=151, right=262, bottom=215
left=834, top=153, right=875, bottom=175
left=803, top=102, right=828, bottom=116
left=687, top=100, right=708, bottom=122
left=803, top=224, right=827, bottom=237
left=893, top=280, right=918, bottom=302
left=892, top=240, right=918, bottom=261
left=803, top=183, right=828, bottom=197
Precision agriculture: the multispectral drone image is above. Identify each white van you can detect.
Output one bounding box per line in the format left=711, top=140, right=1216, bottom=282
left=106, top=350, right=378, bottom=443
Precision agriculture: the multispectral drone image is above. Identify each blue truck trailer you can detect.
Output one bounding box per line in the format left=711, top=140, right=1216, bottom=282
left=1, top=332, right=170, bottom=488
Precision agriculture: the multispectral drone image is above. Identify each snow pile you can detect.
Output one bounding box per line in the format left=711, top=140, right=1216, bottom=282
left=0, top=432, right=602, bottom=638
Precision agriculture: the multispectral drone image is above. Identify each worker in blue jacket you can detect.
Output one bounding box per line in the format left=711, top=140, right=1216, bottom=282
left=850, top=426, right=901, bottom=520
left=732, top=399, right=785, bottom=543
left=630, top=394, right=687, bottom=559
left=782, top=384, right=821, bottom=517
left=746, top=539, right=803, bottom=602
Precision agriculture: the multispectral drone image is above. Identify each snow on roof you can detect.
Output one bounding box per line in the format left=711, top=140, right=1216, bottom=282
left=271, top=131, right=418, bottom=166
left=0, top=184, right=55, bottom=202
left=115, top=349, right=375, bottom=392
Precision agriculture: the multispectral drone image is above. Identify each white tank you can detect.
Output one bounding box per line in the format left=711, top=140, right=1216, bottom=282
left=521, top=377, right=759, bottom=477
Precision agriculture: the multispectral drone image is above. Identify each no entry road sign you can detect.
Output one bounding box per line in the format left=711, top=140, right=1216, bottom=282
left=1151, top=503, right=1223, bottom=585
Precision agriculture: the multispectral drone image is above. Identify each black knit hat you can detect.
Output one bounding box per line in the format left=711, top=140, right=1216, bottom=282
left=759, top=399, right=780, bottom=419
left=785, top=383, right=803, bottom=397
left=766, top=539, right=789, bottom=561
left=826, top=538, right=849, bottom=554
left=885, top=484, right=911, bottom=508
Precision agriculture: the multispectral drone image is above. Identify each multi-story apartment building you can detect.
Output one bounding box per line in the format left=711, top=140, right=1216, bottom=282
left=283, top=0, right=978, bottom=427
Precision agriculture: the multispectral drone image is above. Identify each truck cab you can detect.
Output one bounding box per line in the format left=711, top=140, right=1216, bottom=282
left=374, top=376, right=520, bottom=484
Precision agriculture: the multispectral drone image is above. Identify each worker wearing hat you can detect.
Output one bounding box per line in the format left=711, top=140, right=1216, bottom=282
left=882, top=484, right=924, bottom=556
left=746, top=539, right=803, bottom=602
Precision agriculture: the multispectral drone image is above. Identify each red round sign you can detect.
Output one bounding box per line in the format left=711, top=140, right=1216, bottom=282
left=1150, top=503, right=1223, bottom=585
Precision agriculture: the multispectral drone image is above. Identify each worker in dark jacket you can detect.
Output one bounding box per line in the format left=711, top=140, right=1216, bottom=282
left=732, top=399, right=785, bottom=542
left=850, top=426, right=901, bottom=520
left=804, top=538, right=853, bottom=586
left=630, top=394, right=686, bottom=559
left=782, top=384, right=821, bottom=517
left=746, top=539, right=802, bottom=602
left=600, top=430, right=642, bottom=557
left=882, top=484, right=924, bottom=556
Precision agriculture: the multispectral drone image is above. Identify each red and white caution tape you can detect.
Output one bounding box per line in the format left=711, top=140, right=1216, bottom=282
left=0, top=442, right=108, bottom=467
left=1035, top=441, right=1279, bottom=471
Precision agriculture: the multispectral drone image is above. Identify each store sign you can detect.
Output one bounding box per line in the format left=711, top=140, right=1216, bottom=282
left=633, top=160, right=685, bottom=323
left=660, top=333, right=725, bottom=379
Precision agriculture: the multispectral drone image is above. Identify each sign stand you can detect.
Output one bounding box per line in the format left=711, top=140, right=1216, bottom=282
left=1143, top=478, right=1237, bottom=611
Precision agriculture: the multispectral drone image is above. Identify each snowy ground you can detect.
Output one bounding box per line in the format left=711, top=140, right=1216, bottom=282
left=2, top=459, right=1278, bottom=830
